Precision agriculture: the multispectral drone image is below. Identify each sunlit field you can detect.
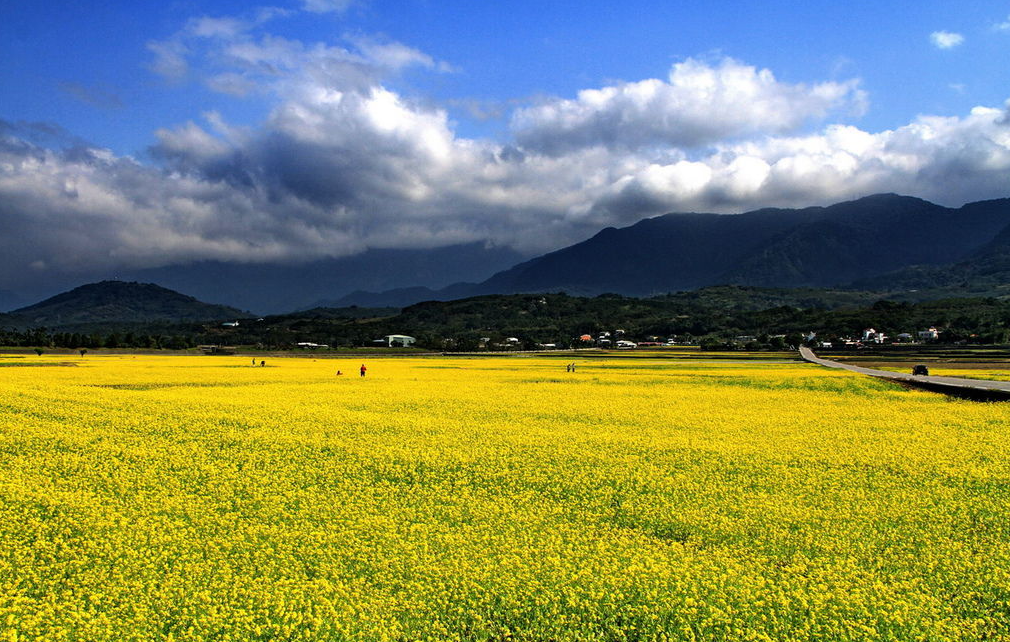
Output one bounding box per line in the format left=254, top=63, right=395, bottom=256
left=3, top=353, right=1010, bottom=641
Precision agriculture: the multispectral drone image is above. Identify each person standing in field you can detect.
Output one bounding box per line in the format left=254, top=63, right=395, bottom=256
left=360, top=364, right=367, bottom=377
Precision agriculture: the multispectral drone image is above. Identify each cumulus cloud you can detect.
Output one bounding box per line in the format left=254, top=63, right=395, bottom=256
left=930, top=31, right=964, bottom=49
left=512, top=58, right=866, bottom=155
left=2, top=11, right=1010, bottom=291
left=588, top=103, right=1010, bottom=221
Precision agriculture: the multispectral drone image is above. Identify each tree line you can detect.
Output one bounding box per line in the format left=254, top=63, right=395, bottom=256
left=0, top=328, right=196, bottom=350
left=5, top=291, right=1010, bottom=351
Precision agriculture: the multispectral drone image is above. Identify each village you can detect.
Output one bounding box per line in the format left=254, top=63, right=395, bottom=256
left=281, top=324, right=951, bottom=353
left=805, top=325, right=942, bottom=349
left=188, top=319, right=957, bottom=354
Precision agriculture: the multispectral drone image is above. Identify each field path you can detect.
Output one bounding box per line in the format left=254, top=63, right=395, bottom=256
left=799, top=346, right=1010, bottom=400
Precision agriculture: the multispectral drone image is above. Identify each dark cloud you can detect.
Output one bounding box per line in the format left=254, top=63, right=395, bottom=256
left=0, top=119, right=90, bottom=150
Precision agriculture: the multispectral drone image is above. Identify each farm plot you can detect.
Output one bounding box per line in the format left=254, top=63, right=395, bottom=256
left=1, top=354, right=1009, bottom=640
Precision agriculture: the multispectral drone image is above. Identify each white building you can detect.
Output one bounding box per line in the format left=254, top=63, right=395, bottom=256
left=918, top=327, right=940, bottom=341
left=862, top=328, right=886, bottom=344
left=384, top=334, right=416, bottom=347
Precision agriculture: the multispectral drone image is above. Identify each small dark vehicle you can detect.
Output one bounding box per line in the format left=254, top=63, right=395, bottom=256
left=912, top=364, right=929, bottom=376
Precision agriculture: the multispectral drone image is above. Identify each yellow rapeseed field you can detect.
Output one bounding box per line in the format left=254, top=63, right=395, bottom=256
left=2, top=352, right=1010, bottom=641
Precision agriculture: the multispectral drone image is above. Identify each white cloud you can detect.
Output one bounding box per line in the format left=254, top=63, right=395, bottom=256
left=512, top=57, right=866, bottom=154
left=146, top=39, right=189, bottom=79
left=590, top=103, right=1010, bottom=219
left=205, top=72, right=259, bottom=97
left=995, top=15, right=1010, bottom=31
left=148, top=16, right=451, bottom=100
left=345, top=35, right=450, bottom=72
left=930, top=31, right=964, bottom=49
left=302, top=0, right=355, bottom=14
left=188, top=16, right=250, bottom=39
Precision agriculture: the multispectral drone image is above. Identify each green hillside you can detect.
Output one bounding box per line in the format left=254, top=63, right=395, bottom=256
left=0, top=281, right=249, bottom=330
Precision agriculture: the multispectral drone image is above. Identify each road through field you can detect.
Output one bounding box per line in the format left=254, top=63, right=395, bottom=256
left=800, top=346, right=1010, bottom=399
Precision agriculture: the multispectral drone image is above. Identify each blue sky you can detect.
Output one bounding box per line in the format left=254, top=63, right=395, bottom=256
left=1, top=0, right=1009, bottom=290
left=3, top=1, right=1008, bottom=152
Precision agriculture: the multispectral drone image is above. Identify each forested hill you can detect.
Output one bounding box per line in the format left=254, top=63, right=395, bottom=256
left=0, top=281, right=249, bottom=329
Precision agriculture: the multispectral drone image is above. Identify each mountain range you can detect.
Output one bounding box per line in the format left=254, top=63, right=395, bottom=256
left=4, top=193, right=1010, bottom=322
left=0, top=242, right=526, bottom=315
left=119, top=242, right=525, bottom=314
left=331, top=194, right=1010, bottom=307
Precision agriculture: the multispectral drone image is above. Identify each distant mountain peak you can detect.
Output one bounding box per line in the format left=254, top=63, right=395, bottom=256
left=850, top=192, right=909, bottom=202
